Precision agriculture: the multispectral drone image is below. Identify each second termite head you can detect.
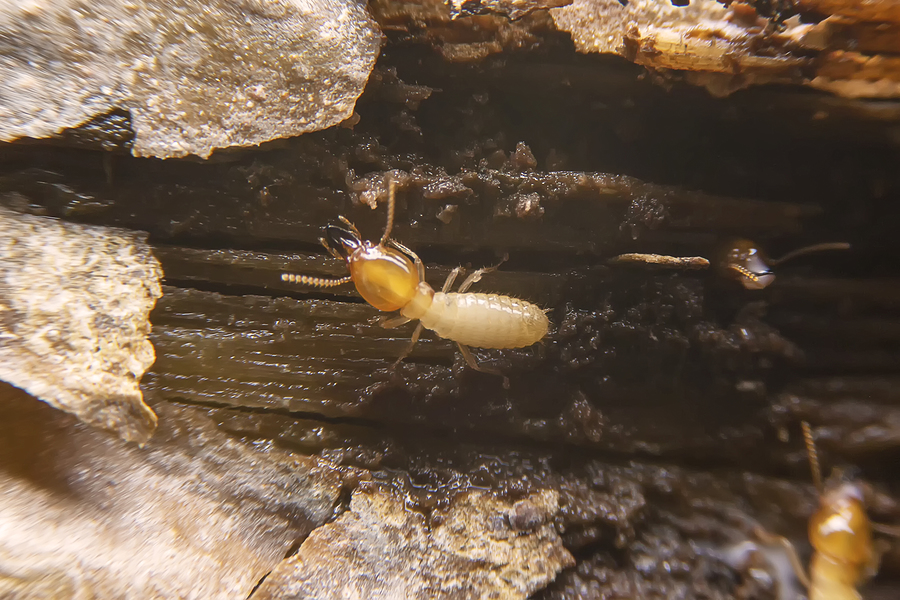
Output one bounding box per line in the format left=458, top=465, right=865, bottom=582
left=717, top=238, right=775, bottom=290
left=809, top=480, right=873, bottom=571
left=716, top=238, right=852, bottom=290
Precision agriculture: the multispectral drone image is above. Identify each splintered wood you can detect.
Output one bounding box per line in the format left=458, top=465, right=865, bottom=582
left=609, top=253, right=711, bottom=270
left=550, top=0, right=900, bottom=98
left=370, top=0, right=900, bottom=99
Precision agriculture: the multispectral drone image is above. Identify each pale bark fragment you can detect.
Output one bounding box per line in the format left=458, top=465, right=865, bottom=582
left=0, top=0, right=381, bottom=158
left=0, top=207, right=161, bottom=442
left=253, top=487, right=574, bottom=600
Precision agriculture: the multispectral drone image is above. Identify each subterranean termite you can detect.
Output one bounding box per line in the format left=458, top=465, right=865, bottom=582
left=758, top=422, right=886, bottom=600
left=717, top=239, right=851, bottom=290
left=281, top=180, right=550, bottom=382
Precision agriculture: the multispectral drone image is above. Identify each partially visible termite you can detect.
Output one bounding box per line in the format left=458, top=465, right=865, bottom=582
left=756, top=421, right=885, bottom=600
left=281, top=179, right=549, bottom=384
left=717, top=239, right=851, bottom=290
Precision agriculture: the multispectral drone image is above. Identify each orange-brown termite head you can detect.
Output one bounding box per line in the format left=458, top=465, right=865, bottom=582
left=799, top=422, right=881, bottom=600
left=808, top=481, right=876, bottom=592
left=321, top=224, right=419, bottom=312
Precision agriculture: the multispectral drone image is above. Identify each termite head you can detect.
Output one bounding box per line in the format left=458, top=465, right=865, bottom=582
left=809, top=481, right=873, bottom=570
left=321, top=223, right=419, bottom=312
left=717, top=238, right=775, bottom=290
left=291, top=179, right=422, bottom=311
left=717, top=239, right=851, bottom=290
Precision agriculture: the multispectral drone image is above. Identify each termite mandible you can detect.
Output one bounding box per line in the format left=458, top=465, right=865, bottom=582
left=281, top=179, right=550, bottom=383
left=717, top=239, right=851, bottom=290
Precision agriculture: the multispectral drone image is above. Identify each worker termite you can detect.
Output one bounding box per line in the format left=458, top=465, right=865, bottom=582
left=280, top=180, right=550, bottom=384
left=716, top=239, right=851, bottom=290
left=753, top=422, right=888, bottom=600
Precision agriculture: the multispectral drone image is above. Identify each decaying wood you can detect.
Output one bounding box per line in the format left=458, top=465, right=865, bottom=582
left=373, top=0, right=900, bottom=99
left=253, top=488, right=574, bottom=600
left=2, top=4, right=900, bottom=598
left=609, top=253, right=711, bottom=269
left=0, top=383, right=343, bottom=599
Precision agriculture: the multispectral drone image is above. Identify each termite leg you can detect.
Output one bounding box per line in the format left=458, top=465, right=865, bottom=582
left=458, top=269, right=485, bottom=294
left=457, top=343, right=510, bottom=389
left=442, top=267, right=463, bottom=293
left=458, top=254, right=508, bottom=293
left=392, top=322, right=424, bottom=368
left=872, top=522, right=900, bottom=537
left=389, top=239, right=425, bottom=282
left=379, top=315, right=411, bottom=329
left=868, top=539, right=892, bottom=580
left=752, top=526, right=811, bottom=589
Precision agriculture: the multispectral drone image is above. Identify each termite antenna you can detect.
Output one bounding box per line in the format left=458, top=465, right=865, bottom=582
left=728, top=264, right=763, bottom=284
left=770, top=242, right=851, bottom=267
left=871, top=522, right=900, bottom=537
left=281, top=273, right=352, bottom=288
left=380, top=178, right=397, bottom=246
left=801, top=421, right=823, bottom=494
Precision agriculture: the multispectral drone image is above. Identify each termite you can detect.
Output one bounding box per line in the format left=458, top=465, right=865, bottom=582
left=756, top=422, right=885, bottom=600
left=280, top=180, right=550, bottom=383
left=716, top=239, right=851, bottom=290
